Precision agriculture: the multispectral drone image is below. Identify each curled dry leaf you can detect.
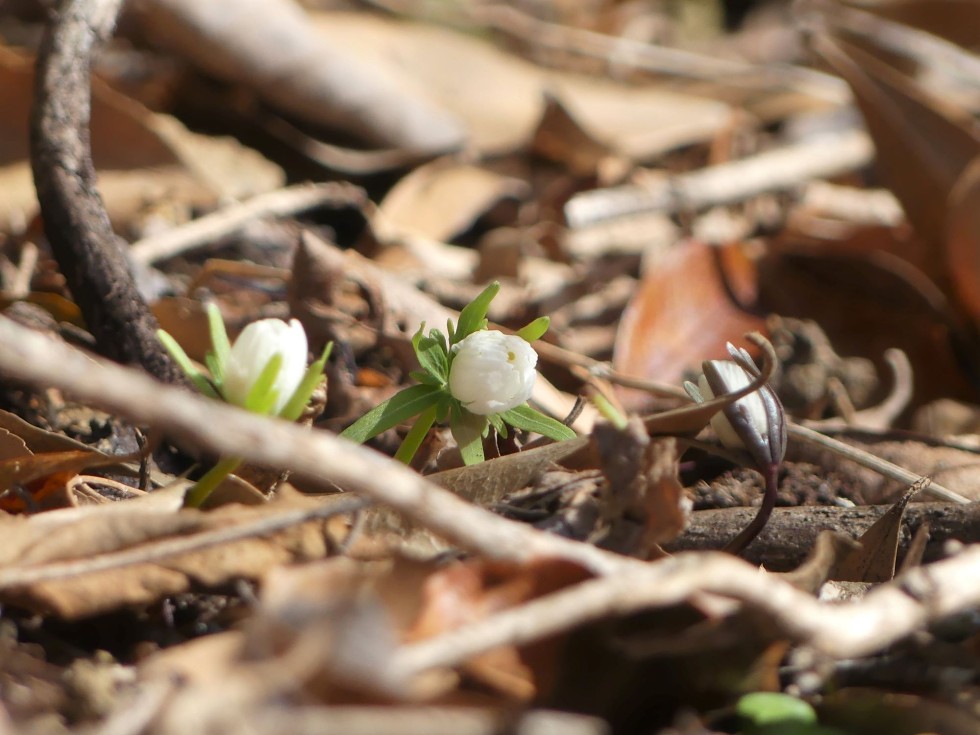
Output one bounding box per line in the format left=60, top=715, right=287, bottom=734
left=614, top=239, right=764, bottom=412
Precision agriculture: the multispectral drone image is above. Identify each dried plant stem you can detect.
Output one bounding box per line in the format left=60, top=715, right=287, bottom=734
left=129, top=182, right=368, bottom=265
left=788, top=423, right=969, bottom=504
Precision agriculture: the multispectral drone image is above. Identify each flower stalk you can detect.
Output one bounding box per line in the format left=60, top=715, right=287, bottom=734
left=685, top=342, right=787, bottom=554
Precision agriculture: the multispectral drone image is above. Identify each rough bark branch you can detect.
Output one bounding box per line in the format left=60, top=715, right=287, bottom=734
left=666, top=502, right=980, bottom=570
left=30, top=0, right=182, bottom=383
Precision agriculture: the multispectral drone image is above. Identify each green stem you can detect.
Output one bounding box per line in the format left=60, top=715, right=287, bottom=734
left=184, top=456, right=243, bottom=508
left=394, top=405, right=437, bottom=465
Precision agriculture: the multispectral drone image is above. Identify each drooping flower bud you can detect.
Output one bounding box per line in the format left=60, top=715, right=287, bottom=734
left=222, top=318, right=309, bottom=415
left=449, top=330, right=537, bottom=416
left=691, top=347, right=786, bottom=469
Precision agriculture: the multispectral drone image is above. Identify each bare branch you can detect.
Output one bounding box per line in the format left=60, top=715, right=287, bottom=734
left=30, top=0, right=182, bottom=383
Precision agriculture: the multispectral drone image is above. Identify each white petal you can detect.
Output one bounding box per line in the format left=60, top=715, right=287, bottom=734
left=449, top=330, right=537, bottom=415
left=221, top=318, right=309, bottom=414
left=699, top=361, right=769, bottom=451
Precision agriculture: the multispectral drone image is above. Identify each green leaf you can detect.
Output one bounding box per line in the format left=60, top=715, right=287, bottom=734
left=340, top=384, right=444, bottom=444
left=488, top=412, right=507, bottom=436
left=410, top=370, right=445, bottom=387
left=591, top=392, right=628, bottom=430
left=737, top=693, right=818, bottom=727
left=412, top=325, right=449, bottom=382
left=280, top=342, right=333, bottom=421
left=451, top=281, right=500, bottom=344
left=245, top=353, right=283, bottom=414
left=394, top=404, right=437, bottom=464
left=157, top=329, right=220, bottom=399
left=206, top=303, right=231, bottom=383
left=500, top=404, right=576, bottom=441
left=515, top=316, right=550, bottom=343
left=451, top=406, right=487, bottom=465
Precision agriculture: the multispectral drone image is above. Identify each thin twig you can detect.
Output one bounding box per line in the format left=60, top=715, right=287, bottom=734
left=565, top=128, right=873, bottom=228
left=788, top=423, right=969, bottom=504
left=387, top=544, right=980, bottom=681
left=29, top=0, right=181, bottom=383
left=129, top=182, right=368, bottom=265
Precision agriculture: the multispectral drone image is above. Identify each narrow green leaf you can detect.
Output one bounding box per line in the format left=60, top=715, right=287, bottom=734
left=206, top=303, right=231, bottom=383
left=394, top=404, right=437, bottom=464
left=184, top=456, right=243, bottom=508
left=157, top=329, right=219, bottom=399
left=340, top=384, right=444, bottom=444
left=488, top=413, right=507, bottom=437
left=280, top=342, right=333, bottom=421
left=515, top=316, right=550, bottom=343
left=412, top=327, right=449, bottom=382
left=452, top=281, right=500, bottom=344
left=500, top=404, right=576, bottom=441
left=410, top=370, right=445, bottom=386
left=591, top=392, right=628, bottom=430
left=245, top=353, right=283, bottom=414
left=451, top=406, right=486, bottom=465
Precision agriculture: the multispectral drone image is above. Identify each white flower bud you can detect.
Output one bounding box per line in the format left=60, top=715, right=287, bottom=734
left=449, top=330, right=537, bottom=416
left=222, top=318, right=308, bottom=415
left=697, top=358, right=786, bottom=466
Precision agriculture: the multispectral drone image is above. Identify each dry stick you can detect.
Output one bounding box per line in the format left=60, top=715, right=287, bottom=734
left=668, top=502, right=980, bottom=570
left=388, top=544, right=980, bottom=681
left=788, top=423, right=969, bottom=504
left=468, top=3, right=848, bottom=103
left=0, top=314, right=636, bottom=577
left=29, top=0, right=182, bottom=384
left=129, top=182, right=368, bottom=266
left=565, top=128, right=873, bottom=228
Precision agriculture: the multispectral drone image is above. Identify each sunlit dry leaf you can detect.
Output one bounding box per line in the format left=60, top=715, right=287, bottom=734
left=0, top=490, right=355, bottom=617
left=614, top=240, right=764, bottom=408
left=311, top=12, right=732, bottom=158
left=831, top=482, right=921, bottom=583
left=428, top=438, right=592, bottom=505
left=376, top=161, right=530, bottom=244
left=530, top=93, right=620, bottom=177
left=810, top=32, right=980, bottom=248
left=0, top=46, right=279, bottom=233
left=407, top=558, right=592, bottom=700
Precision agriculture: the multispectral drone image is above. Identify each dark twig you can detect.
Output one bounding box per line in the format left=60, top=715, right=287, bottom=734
left=29, top=0, right=182, bottom=384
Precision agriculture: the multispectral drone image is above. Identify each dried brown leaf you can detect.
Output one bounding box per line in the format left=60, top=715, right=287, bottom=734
left=810, top=32, right=980, bottom=248
left=0, top=490, right=359, bottom=618
left=614, top=240, right=764, bottom=406
left=831, top=482, right=921, bottom=583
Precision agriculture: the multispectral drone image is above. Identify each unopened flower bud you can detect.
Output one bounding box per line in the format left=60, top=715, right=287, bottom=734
left=691, top=351, right=786, bottom=469
left=449, top=330, right=537, bottom=416
left=222, top=318, right=308, bottom=415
